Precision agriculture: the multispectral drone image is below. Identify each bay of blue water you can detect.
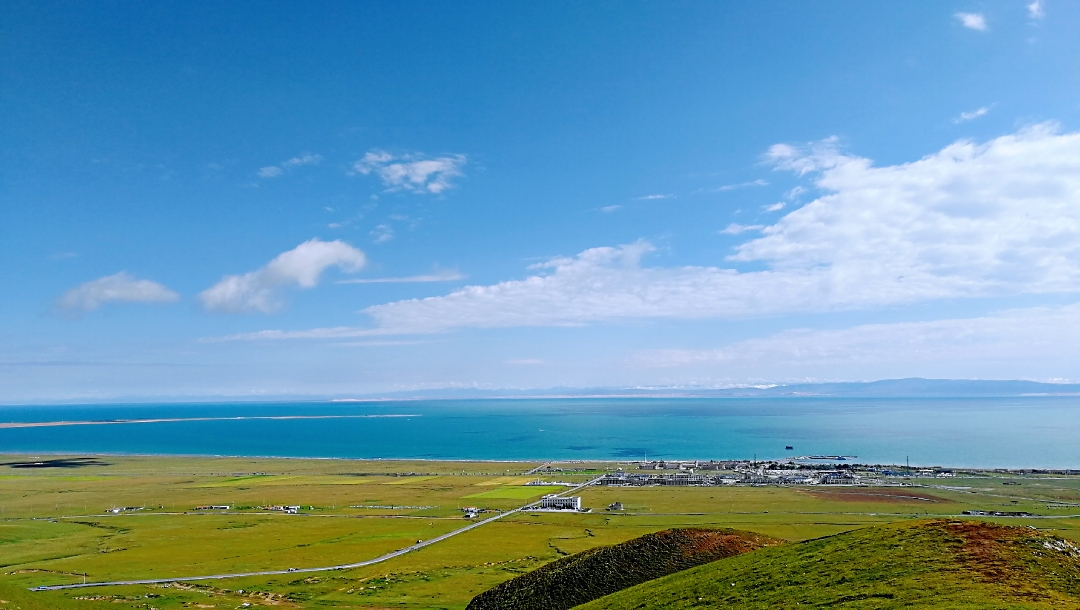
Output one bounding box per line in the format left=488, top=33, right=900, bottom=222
left=0, top=398, right=1077, bottom=469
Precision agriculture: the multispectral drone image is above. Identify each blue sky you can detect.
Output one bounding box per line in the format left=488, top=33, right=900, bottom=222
left=3, top=1, right=1080, bottom=401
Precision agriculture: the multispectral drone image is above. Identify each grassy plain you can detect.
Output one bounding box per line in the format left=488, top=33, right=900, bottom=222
left=580, top=520, right=1080, bottom=609
left=0, top=454, right=1079, bottom=609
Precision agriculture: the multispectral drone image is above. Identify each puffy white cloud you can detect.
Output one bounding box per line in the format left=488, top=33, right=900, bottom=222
left=228, top=125, right=1080, bottom=337
left=362, top=241, right=763, bottom=333
left=956, top=12, right=987, bottom=30
left=1028, top=0, right=1044, bottom=19
left=59, top=272, right=179, bottom=312
left=763, top=202, right=786, bottom=212
left=199, top=239, right=366, bottom=313
left=353, top=150, right=466, bottom=194
left=257, top=166, right=283, bottom=178
left=359, top=124, right=1080, bottom=333
left=631, top=303, right=1080, bottom=381
left=733, top=123, right=1080, bottom=302
left=955, top=106, right=990, bottom=123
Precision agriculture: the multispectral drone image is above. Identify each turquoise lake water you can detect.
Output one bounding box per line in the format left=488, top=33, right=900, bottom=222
left=0, top=398, right=1077, bottom=469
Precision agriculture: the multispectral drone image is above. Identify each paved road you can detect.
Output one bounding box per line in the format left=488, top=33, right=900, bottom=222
left=522, top=462, right=551, bottom=475
left=31, top=475, right=603, bottom=592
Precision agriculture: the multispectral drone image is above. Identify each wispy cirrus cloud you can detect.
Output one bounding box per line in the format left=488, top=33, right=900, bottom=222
left=636, top=194, right=675, bottom=200
left=955, top=12, right=987, bottom=30
left=205, top=326, right=392, bottom=342
left=257, top=153, right=323, bottom=178
left=199, top=239, right=366, bottom=314
left=59, top=272, right=179, bottom=313
left=352, top=150, right=467, bottom=194
left=370, top=224, right=394, bottom=244
left=631, top=302, right=1080, bottom=381
left=955, top=106, right=990, bottom=123
left=337, top=269, right=464, bottom=284
left=696, top=179, right=768, bottom=194
left=720, top=223, right=765, bottom=235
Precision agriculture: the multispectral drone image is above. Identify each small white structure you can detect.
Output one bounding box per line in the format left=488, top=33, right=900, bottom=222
left=539, top=495, right=581, bottom=510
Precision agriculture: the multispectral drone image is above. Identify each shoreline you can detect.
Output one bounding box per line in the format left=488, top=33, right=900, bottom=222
left=0, top=451, right=1076, bottom=473
left=0, top=414, right=419, bottom=430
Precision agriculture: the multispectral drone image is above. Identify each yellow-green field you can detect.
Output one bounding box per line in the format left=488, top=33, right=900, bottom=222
left=1, top=454, right=1079, bottom=609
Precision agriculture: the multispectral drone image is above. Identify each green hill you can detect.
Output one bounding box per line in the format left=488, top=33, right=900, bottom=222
left=466, top=527, right=780, bottom=610
left=580, top=520, right=1080, bottom=609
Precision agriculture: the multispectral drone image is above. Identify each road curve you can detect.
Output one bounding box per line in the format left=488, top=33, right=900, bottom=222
left=31, top=475, right=603, bottom=592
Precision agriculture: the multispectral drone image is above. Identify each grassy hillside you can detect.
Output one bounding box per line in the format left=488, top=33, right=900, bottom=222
left=467, top=528, right=780, bottom=610
left=580, top=520, right=1080, bottom=609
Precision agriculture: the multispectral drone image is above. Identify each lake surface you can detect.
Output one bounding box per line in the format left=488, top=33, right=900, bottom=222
left=0, top=397, right=1077, bottom=469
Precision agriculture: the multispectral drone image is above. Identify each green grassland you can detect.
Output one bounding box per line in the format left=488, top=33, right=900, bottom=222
left=0, top=454, right=1078, bottom=609
left=579, top=520, right=1080, bottom=609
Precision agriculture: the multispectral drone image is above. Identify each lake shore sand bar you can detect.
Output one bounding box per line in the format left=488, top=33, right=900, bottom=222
left=0, top=414, right=418, bottom=429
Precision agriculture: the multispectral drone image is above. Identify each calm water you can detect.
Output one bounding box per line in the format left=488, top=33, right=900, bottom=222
left=0, top=398, right=1077, bottom=469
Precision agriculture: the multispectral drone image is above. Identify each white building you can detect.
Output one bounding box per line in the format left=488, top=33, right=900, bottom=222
left=539, top=495, right=581, bottom=510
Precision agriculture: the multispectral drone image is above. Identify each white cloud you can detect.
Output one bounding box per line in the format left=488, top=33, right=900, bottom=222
left=956, top=12, right=987, bottom=30
left=337, top=270, right=464, bottom=284
left=59, top=272, right=179, bottom=312
left=282, top=154, right=322, bottom=168
left=199, top=239, right=366, bottom=314
left=600, top=205, right=622, bottom=213
left=636, top=194, right=675, bottom=200
left=720, top=223, right=765, bottom=235
left=764, top=137, right=844, bottom=174
left=356, top=124, right=1080, bottom=333
left=206, top=326, right=389, bottom=342
left=371, top=224, right=394, bottom=243
left=763, top=202, right=786, bottom=212
left=353, top=150, right=467, bottom=194
left=631, top=302, right=1080, bottom=380
left=784, top=186, right=807, bottom=200
left=226, top=125, right=1080, bottom=336
left=955, top=106, right=990, bottom=123
left=698, top=179, right=769, bottom=194
left=1028, top=0, right=1044, bottom=19
left=257, top=153, right=322, bottom=178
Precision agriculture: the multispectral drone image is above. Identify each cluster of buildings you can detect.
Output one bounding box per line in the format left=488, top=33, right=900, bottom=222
left=524, top=478, right=577, bottom=487
left=599, top=467, right=860, bottom=487
left=461, top=506, right=500, bottom=518
left=260, top=505, right=302, bottom=514
left=107, top=506, right=145, bottom=513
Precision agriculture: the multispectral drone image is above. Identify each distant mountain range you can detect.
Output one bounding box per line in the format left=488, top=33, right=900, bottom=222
left=20, top=378, right=1080, bottom=405
left=347, top=378, right=1080, bottom=400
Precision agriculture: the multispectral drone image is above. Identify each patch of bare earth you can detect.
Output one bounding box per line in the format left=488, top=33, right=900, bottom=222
left=928, top=520, right=1080, bottom=606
